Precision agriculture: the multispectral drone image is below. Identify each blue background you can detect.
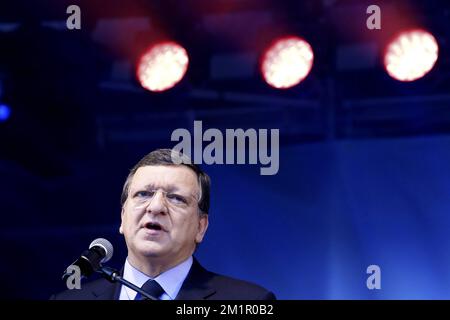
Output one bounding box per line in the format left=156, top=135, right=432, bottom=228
left=0, top=0, right=450, bottom=299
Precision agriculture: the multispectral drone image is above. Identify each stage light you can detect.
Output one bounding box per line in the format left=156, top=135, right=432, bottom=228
left=384, top=29, right=439, bottom=82
left=261, top=36, right=314, bottom=89
left=136, top=41, right=189, bottom=92
left=0, top=104, right=11, bottom=122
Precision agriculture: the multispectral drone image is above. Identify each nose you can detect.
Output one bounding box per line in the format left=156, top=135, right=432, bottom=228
left=145, top=190, right=168, bottom=215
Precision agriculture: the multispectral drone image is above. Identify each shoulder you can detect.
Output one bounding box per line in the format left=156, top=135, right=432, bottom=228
left=50, top=277, right=118, bottom=300
left=183, top=259, right=276, bottom=300
left=207, top=271, right=276, bottom=300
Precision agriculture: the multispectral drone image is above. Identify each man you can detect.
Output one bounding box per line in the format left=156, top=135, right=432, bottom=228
left=52, top=148, right=275, bottom=300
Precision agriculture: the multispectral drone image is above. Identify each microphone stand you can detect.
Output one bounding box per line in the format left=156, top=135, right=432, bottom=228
left=98, top=266, right=157, bottom=300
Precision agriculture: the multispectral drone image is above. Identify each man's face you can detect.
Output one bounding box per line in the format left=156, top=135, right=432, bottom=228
left=120, top=165, right=208, bottom=266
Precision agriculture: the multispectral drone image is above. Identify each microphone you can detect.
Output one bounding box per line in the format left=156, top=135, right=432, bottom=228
left=62, top=238, right=113, bottom=281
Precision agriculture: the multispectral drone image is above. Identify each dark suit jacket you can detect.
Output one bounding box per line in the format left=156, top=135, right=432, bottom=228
left=51, top=258, right=276, bottom=300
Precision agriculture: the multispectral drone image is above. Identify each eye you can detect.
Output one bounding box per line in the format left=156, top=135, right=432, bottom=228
left=134, top=190, right=154, bottom=198
left=166, top=193, right=188, bottom=205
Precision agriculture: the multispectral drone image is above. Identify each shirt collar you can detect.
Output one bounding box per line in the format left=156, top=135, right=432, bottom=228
left=122, top=256, right=193, bottom=300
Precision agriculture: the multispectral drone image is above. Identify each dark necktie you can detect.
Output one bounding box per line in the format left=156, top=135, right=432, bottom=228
left=134, top=279, right=165, bottom=300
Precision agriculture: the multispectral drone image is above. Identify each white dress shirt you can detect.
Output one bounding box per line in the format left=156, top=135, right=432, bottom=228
left=119, top=256, right=193, bottom=300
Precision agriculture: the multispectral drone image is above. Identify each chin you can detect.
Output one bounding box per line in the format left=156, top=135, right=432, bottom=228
left=137, top=242, right=167, bottom=257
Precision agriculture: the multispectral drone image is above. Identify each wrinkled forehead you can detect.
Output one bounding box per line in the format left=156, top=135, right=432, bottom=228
left=130, top=165, right=200, bottom=195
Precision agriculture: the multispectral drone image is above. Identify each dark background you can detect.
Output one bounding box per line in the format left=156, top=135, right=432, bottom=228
left=0, top=0, right=450, bottom=299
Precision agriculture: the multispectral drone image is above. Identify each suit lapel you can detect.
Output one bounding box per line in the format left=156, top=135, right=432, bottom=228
left=87, top=278, right=119, bottom=300
left=91, top=278, right=122, bottom=300
left=175, top=258, right=216, bottom=300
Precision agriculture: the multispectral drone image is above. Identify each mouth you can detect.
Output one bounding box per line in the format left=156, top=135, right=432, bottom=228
left=143, top=221, right=165, bottom=232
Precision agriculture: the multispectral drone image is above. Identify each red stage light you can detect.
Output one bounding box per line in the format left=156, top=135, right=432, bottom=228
left=137, top=42, right=189, bottom=92
left=384, top=29, right=439, bottom=82
left=261, top=36, right=314, bottom=89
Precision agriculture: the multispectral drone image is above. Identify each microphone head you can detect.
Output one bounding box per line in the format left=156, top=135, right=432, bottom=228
left=89, top=238, right=113, bottom=263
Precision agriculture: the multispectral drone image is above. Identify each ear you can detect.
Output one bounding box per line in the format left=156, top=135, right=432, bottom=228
left=195, top=214, right=209, bottom=244
left=119, top=208, right=124, bottom=234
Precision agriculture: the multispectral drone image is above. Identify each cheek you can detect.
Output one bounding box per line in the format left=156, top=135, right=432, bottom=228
left=122, top=210, right=141, bottom=233
left=172, top=215, right=199, bottom=238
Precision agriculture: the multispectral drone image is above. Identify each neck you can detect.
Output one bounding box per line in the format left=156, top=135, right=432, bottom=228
left=127, top=254, right=191, bottom=278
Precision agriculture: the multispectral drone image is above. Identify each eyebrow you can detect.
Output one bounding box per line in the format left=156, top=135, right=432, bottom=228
left=135, top=184, right=182, bottom=193
left=133, top=183, right=201, bottom=200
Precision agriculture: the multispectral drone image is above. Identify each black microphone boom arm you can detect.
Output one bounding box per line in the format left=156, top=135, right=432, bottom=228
left=98, top=266, right=157, bottom=300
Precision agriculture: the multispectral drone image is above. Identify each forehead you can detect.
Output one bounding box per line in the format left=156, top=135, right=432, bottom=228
left=130, top=165, right=199, bottom=192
